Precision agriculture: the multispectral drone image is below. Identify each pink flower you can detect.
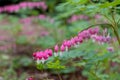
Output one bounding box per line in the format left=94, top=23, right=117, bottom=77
left=19, top=2, right=27, bottom=9
left=43, top=53, right=48, bottom=60
left=88, top=28, right=96, bottom=35
left=111, top=62, right=117, bottom=67
left=70, top=38, right=76, bottom=46
left=88, top=27, right=99, bottom=35
left=60, top=45, right=65, bottom=52
left=0, top=8, right=3, bottom=13
left=94, top=14, right=102, bottom=19
left=38, top=14, right=46, bottom=19
left=93, top=27, right=99, bottom=34
left=26, top=77, right=33, bottom=80
left=54, top=45, right=59, bottom=53
left=78, top=37, right=83, bottom=43
left=0, top=45, right=10, bottom=51
left=74, top=36, right=79, bottom=44
left=20, top=17, right=32, bottom=24
left=45, top=49, right=53, bottom=56
left=0, top=1, right=47, bottom=13
left=32, top=27, right=112, bottom=64
left=39, top=2, right=47, bottom=10
left=66, top=40, right=71, bottom=48
left=106, top=34, right=111, bottom=42
left=107, top=47, right=114, bottom=52
left=35, top=51, right=43, bottom=60
left=67, top=14, right=89, bottom=23
left=33, top=50, right=51, bottom=63
left=71, top=15, right=78, bottom=22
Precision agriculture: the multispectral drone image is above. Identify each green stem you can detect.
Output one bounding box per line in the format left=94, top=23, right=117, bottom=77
left=103, top=14, right=114, bottom=24
left=111, top=12, right=120, bottom=45
left=90, top=71, right=101, bottom=80
left=57, top=72, right=63, bottom=80
left=103, top=12, right=120, bottom=45
left=111, top=12, right=117, bottom=27
left=112, top=27, right=120, bottom=45
left=81, top=23, right=112, bottom=32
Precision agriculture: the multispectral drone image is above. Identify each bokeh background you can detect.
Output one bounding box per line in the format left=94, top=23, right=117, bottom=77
left=0, top=0, right=120, bottom=80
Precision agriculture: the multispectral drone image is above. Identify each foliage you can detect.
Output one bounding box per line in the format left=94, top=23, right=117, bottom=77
left=0, top=0, right=120, bottom=80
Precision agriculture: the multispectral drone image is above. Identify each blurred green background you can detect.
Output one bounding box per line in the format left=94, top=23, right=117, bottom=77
left=0, top=0, right=120, bottom=80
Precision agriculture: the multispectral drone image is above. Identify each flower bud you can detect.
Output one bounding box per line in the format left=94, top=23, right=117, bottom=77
left=60, top=45, right=65, bottom=52
left=54, top=45, right=59, bottom=53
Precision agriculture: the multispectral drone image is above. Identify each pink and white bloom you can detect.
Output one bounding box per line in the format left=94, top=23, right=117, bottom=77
left=107, top=47, right=114, bottom=52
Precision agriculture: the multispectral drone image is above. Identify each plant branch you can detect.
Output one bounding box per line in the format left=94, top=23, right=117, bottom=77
left=103, top=15, right=114, bottom=24
left=81, top=23, right=112, bottom=32
left=57, top=72, right=63, bottom=80
left=81, top=23, right=120, bottom=45
left=90, top=70, right=101, bottom=80
left=112, top=27, right=120, bottom=45
left=111, top=12, right=117, bottom=26
left=111, top=11, right=120, bottom=45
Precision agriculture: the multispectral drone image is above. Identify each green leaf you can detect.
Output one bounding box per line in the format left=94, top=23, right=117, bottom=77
left=69, top=0, right=88, bottom=4
left=16, top=36, right=28, bottom=44
left=99, top=0, right=120, bottom=8
left=47, top=60, right=65, bottom=70
left=35, top=36, right=56, bottom=48
left=36, top=63, right=44, bottom=70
